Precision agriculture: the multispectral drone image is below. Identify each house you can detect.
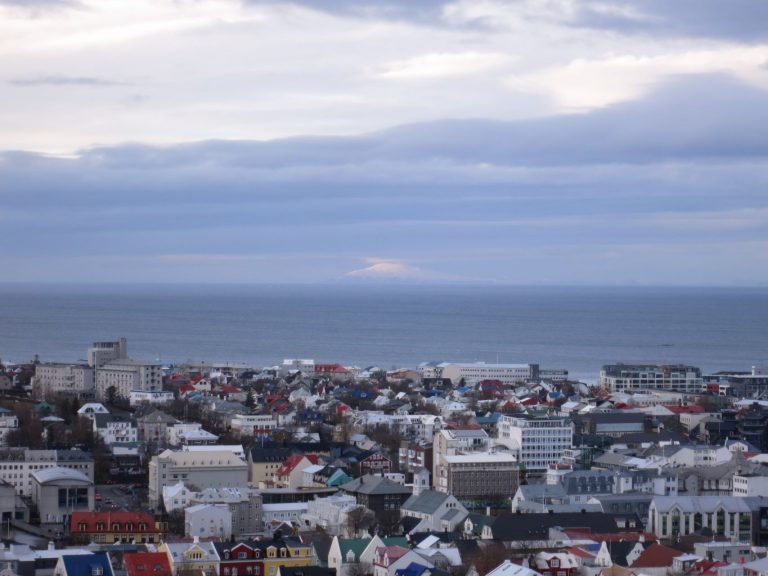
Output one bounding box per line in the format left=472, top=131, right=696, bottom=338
left=373, top=546, right=433, bottom=576
left=400, top=490, right=468, bottom=533
left=340, top=475, right=412, bottom=534
left=327, top=536, right=409, bottom=576
left=630, top=543, right=681, bottom=571
left=214, top=540, right=262, bottom=576
left=484, top=560, right=544, bottom=576
left=70, top=511, right=166, bottom=544
left=54, top=552, right=114, bottom=576
left=532, top=552, right=579, bottom=576
left=275, top=455, right=320, bottom=489
left=124, top=552, right=172, bottom=576
left=185, top=503, right=232, bottom=539
left=159, top=539, right=219, bottom=576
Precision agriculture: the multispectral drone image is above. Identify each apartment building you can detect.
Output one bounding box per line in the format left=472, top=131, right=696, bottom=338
left=96, top=358, right=163, bottom=400
left=600, top=364, right=704, bottom=393
left=439, top=362, right=539, bottom=386
left=88, top=338, right=128, bottom=367
left=230, top=414, right=279, bottom=438
left=148, top=449, right=248, bottom=509
left=32, top=364, right=94, bottom=400
left=0, top=449, right=94, bottom=496
left=432, top=427, right=490, bottom=489
left=438, top=452, right=519, bottom=504
left=496, top=414, right=573, bottom=474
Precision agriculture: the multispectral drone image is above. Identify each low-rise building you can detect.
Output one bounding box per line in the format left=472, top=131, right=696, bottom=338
left=70, top=511, right=166, bottom=544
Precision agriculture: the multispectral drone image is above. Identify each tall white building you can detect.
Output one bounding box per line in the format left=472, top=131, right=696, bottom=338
left=600, top=364, right=703, bottom=393
left=432, top=427, right=490, bottom=489
left=496, top=414, right=573, bottom=474
left=95, top=358, right=163, bottom=400
left=88, top=338, right=128, bottom=367
left=439, top=362, right=539, bottom=386
left=32, top=364, right=94, bottom=400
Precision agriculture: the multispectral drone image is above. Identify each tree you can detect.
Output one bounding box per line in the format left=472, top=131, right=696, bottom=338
left=245, top=389, right=255, bottom=409
left=345, top=505, right=375, bottom=538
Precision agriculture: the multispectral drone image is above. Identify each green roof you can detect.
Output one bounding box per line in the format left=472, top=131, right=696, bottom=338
left=338, top=538, right=370, bottom=563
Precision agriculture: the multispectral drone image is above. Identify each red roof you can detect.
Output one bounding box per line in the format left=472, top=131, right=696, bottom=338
left=632, top=544, right=680, bottom=568
left=124, top=552, right=172, bottom=576
left=179, top=383, right=196, bottom=393
left=567, top=547, right=595, bottom=559
left=220, top=385, right=241, bottom=394
left=315, top=363, right=349, bottom=373
left=275, top=454, right=319, bottom=476
left=664, top=405, right=705, bottom=414
left=71, top=511, right=162, bottom=533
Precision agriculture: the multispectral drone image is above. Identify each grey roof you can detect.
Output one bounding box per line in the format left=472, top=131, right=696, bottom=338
left=138, top=410, right=180, bottom=424
left=340, top=475, right=412, bottom=496
left=402, top=490, right=449, bottom=515
left=441, top=508, right=465, bottom=522
left=32, top=466, right=92, bottom=484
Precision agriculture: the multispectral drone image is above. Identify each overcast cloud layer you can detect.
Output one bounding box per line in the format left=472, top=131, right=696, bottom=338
left=1, top=0, right=767, bottom=284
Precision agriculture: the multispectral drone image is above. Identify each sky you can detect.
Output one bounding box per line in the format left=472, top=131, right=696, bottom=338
left=1, top=0, right=768, bottom=285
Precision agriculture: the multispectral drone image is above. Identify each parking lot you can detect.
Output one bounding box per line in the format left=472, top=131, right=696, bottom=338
left=95, top=484, right=148, bottom=512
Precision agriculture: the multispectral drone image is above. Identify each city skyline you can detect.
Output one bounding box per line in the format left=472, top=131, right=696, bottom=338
left=2, top=0, right=767, bottom=284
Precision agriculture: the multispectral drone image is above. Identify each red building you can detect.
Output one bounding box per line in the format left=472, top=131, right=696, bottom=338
left=214, top=540, right=263, bottom=576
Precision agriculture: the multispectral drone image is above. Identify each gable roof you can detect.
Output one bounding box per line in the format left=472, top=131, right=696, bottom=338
left=402, top=490, right=450, bottom=515
left=124, top=552, right=172, bottom=576
left=631, top=544, right=680, bottom=568
left=340, top=475, right=412, bottom=496
left=61, top=553, right=114, bottom=576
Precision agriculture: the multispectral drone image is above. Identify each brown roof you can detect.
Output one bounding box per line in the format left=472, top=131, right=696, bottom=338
left=631, top=544, right=680, bottom=568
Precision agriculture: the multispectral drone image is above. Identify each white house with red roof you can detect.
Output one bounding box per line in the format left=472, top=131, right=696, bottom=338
left=274, top=454, right=319, bottom=489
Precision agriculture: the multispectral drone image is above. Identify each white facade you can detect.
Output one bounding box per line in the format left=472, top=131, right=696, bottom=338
left=130, top=390, right=174, bottom=406
left=148, top=449, right=248, bottom=508
left=185, top=503, right=232, bottom=539
left=0, top=449, right=94, bottom=496
left=281, top=359, right=314, bottom=374
left=0, top=411, right=19, bottom=447
left=167, top=423, right=203, bottom=446
left=262, top=502, right=308, bottom=526
left=439, top=362, right=538, bottom=386
left=733, top=475, right=768, bottom=497
left=32, top=364, right=94, bottom=399
left=496, top=414, right=573, bottom=473
left=230, top=414, right=278, bottom=438
left=600, top=364, right=704, bottom=393
left=96, top=359, right=163, bottom=400
left=301, top=493, right=360, bottom=536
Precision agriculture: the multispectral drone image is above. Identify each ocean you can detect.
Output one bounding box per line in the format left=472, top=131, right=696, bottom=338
left=0, top=284, right=766, bottom=383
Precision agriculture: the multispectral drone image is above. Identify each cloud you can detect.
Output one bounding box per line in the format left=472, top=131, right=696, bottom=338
left=569, top=0, right=768, bottom=42
left=510, top=46, right=768, bottom=110
left=374, top=51, right=511, bottom=80
left=9, top=75, right=127, bottom=87
left=346, top=259, right=427, bottom=279
left=2, top=75, right=768, bottom=284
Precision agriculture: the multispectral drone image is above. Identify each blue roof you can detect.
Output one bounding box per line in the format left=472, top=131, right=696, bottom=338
left=395, top=563, right=431, bottom=576
left=61, top=553, right=114, bottom=576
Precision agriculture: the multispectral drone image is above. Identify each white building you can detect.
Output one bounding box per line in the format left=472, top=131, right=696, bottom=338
left=32, top=364, right=94, bottom=400
left=281, top=359, right=315, bottom=374
left=439, top=362, right=539, bottom=386
left=600, top=364, right=704, bottom=393
left=130, top=390, right=174, bottom=406
left=301, top=493, right=361, bottom=536
left=496, top=414, right=573, bottom=474
left=148, top=449, right=248, bottom=509
left=230, top=414, right=278, bottom=438
left=262, top=502, right=308, bottom=526
left=162, top=482, right=194, bottom=512
left=432, top=428, right=490, bottom=489
left=96, top=359, right=163, bottom=400
left=733, top=474, right=768, bottom=497
left=77, top=403, right=109, bottom=422
left=0, top=449, right=94, bottom=496
left=93, top=413, right=138, bottom=446
left=0, top=409, right=18, bottom=447
left=88, top=338, right=128, bottom=367
left=185, top=503, right=232, bottom=539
